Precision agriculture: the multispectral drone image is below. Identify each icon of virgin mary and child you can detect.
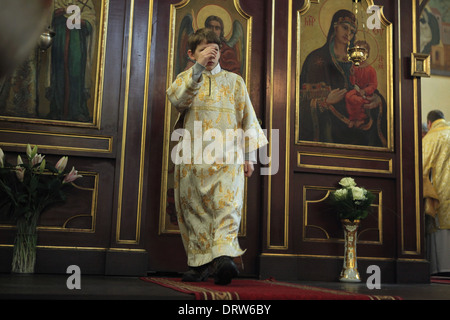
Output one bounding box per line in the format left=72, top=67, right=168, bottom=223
left=299, top=9, right=387, bottom=148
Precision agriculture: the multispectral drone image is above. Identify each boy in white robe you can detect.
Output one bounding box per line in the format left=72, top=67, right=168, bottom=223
left=167, top=28, right=268, bottom=285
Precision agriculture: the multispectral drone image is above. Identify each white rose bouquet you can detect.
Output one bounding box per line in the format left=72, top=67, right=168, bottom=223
left=329, top=177, right=375, bottom=221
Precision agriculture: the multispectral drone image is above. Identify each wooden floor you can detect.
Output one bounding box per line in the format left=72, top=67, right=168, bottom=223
left=1, top=273, right=449, bottom=300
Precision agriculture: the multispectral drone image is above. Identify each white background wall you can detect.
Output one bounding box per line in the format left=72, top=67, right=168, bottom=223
left=421, top=75, right=450, bottom=124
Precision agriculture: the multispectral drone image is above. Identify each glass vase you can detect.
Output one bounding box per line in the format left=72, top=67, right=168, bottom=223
left=11, top=214, right=39, bottom=274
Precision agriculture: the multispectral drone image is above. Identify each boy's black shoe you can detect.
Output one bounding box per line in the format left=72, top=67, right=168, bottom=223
left=213, top=256, right=239, bottom=285
left=181, top=264, right=210, bottom=282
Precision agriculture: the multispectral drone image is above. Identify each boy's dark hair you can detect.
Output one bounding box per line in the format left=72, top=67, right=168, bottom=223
left=188, top=28, right=221, bottom=53
left=427, top=110, right=445, bottom=123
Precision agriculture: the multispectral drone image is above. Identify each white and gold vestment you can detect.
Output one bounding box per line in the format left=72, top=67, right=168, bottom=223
left=423, top=118, right=450, bottom=274
left=423, top=119, right=450, bottom=229
left=167, top=64, right=268, bottom=267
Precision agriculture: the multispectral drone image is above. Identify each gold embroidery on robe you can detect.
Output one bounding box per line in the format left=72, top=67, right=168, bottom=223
left=167, top=67, right=268, bottom=266
left=423, top=119, right=450, bottom=229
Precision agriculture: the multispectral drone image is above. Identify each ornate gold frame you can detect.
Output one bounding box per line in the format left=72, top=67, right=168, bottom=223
left=0, top=0, right=109, bottom=129
left=295, top=0, right=394, bottom=151
left=411, top=52, right=431, bottom=77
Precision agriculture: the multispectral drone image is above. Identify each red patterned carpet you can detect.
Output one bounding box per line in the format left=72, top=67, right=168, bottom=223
left=431, top=276, right=450, bottom=284
left=140, top=277, right=402, bottom=300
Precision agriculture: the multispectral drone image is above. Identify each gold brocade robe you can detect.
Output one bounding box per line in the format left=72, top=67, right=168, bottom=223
left=167, top=65, right=268, bottom=267
left=423, top=119, right=450, bottom=229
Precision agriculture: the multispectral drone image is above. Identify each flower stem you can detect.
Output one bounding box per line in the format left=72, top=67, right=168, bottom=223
left=11, top=214, right=39, bottom=273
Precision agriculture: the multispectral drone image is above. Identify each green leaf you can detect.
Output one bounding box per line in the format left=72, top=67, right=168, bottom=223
left=29, top=175, right=39, bottom=192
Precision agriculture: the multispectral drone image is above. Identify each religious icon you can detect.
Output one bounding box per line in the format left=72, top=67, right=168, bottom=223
left=0, top=0, right=107, bottom=126
left=297, top=0, right=393, bottom=150
left=419, top=0, right=450, bottom=76
left=161, top=0, right=252, bottom=233
left=46, top=0, right=97, bottom=122
left=174, top=3, right=246, bottom=78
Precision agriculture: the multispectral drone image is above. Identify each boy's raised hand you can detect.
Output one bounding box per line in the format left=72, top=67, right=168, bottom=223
left=197, top=45, right=219, bottom=67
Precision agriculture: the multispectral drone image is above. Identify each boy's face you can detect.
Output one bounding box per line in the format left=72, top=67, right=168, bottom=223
left=188, top=39, right=220, bottom=71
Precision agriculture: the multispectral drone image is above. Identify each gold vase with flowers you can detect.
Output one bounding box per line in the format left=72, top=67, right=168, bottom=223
left=329, top=177, right=375, bottom=282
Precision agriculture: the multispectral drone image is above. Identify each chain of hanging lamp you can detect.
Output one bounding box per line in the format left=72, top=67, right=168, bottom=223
left=38, top=0, right=56, bottom=51
left=347, top=0, right=368, bottom=66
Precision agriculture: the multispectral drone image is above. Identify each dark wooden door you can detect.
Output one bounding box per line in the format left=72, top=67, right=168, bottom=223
left=259, top=0, right=428, bottom=283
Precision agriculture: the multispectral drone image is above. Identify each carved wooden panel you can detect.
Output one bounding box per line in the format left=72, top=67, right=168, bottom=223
left=0, top=0, right=152, bottom=275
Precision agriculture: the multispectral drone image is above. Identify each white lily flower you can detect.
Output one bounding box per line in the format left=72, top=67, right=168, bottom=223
left=15, top=155, right=25, bottom=182
left=26, top=144, right=38, bottom=160
left=63, top=167, right=83, bottom=184
left=55, top=156, right=68, bottom=173
left=31, top=153, right=45, bottom=167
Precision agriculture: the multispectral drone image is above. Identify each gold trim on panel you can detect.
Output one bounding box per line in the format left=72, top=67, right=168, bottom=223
left=381, top=3, right=395, bottom=153
left=62, top=215, right=92, bottom=229
left=0, top=171, right=99, bottom=233
left=0, top=1, right=109, bottom=129
left=107, top=248, right=147, bottom=252
left=0, top=244, right=146, bottom=252
left=284, top=0, right=292, bottom=249
left=115, top=0, right=154, bottom=245
left=266, top=0, right=292, bottom=251
left=302, top=185, right=383, bottom=245
left=136, top=0, right=154, bottom=241
left=158, top=0, right=184, bottom=235
left=234, top=0, right=253, bottom=90
left=396, top=257, right=429, bottom=263
left=297, top=152, right=393, bottom=174
left=398, top=0, right=406, bottom=255
left=261, top=252, right=395, bottom=261
left=116, top=0, right=136, bottom=244
left=411, top=0, right=422, bottom=255
left=0, top=129, right=113, bottom=153
left=398, top=0, right=421, bottom=256
left=93, top=0, right=110, bottom=129
left=265, top=0, right=275, bottom=248
left=159, top=0, right=253, bottom=236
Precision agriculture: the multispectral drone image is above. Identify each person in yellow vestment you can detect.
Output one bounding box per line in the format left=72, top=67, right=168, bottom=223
left=423, top=110, right=450, bottom=275
left=167, top=28, right=268, bottom=285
